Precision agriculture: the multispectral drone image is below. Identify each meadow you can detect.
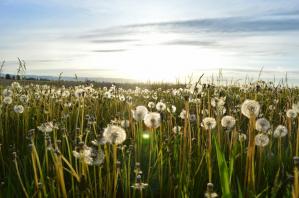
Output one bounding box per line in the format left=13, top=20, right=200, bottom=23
left=1, top=79, right=299, bottom=197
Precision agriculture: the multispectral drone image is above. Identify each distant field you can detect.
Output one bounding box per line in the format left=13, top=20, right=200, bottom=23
left=0, top=78, right=183, bottom=89
left=1, top=80, right=299, bottom=197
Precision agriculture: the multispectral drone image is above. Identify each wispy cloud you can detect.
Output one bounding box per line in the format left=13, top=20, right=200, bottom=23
left=76, top=15, right=299, bottom=46
left=72, top=14, right=299, bottom=58
left=29, top=68, right=115, bottom=72
left=92, top=49, right=127, bottom=53
left=269, top=9, right=299, bottom=16
left=122, top=17, right=299, bottom=33
left=90, top=39, right=137, bottom=43
left=163, top=40, right=218, bottom=47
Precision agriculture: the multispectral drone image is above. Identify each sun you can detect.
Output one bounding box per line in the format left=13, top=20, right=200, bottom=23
left=117, top=44, right=227, bottom=82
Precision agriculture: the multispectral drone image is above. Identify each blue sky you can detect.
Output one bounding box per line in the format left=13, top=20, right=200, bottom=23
left=1, top=0, right=299, bottom=83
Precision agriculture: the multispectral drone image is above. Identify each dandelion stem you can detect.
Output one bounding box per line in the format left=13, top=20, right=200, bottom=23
left=14, top=158, right=29, bottom=198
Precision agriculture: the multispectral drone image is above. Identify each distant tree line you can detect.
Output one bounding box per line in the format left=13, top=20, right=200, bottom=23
left=1, top=73, right=50, bottom=81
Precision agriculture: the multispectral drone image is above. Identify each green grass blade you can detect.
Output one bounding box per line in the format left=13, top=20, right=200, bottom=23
left=213, top=136, right=232, bottom=198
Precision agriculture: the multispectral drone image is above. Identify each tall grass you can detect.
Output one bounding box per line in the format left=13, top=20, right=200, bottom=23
left=0, top=80, right=298, bottom=197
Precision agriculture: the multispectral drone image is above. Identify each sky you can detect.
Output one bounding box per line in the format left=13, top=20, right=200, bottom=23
left=1, top=0, right=299, bottom=84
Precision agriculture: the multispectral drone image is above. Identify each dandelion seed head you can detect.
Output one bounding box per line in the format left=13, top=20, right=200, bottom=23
left=131, top=174, right=148, bottom=190
left=119, top=95, right=125, bottom=101
left=148, top=101, right=155, bottom=109
left=238, top=133, right=247, bottom=142
left=202, top=117, right=217, bottom=130
left=11, top=82, right=21, bottom=89
left=19, top=95, right=29, bottom=103
left=167, top=105, right=176, bottom=113
left=73, top=145, right=104, bottom=166
left=37, top=122, right=57, bottom=133
left=156, top=102, right=166, bottom=112
left=286, top=109, right=297, bottom=119
left=241, top=99, right=260, bottom=118
left=144, top=112, right=161, bottom=129
left=179, top=110, right=187, bottom=119
left=172, top=126, right=182, bottom=134
left=103, top=91, right=112, bottom=99
left=211, top=97, right=225, bottom=107
left=132, top=105, right=148, bottom=121
left=61, top=90, right=70, bottom=97
left=14, top=105, right=24, bottom=114
left=205, top=183, right=218, bottom=198
left=74, top=88, right=85, bottom=98
left=2, top=89, right=13, bottom=97
left=190, top=114, right=197, bottom=122
left=3, top=96, right=12, bottom=105
left=255, top=133, right=269, bottom=147
left=273, top=125, right=288, bottom=138
left=292, top=102, right=299, bottom=113
left=221, top=116, right=236, bottom=130
left=255, top=118, right=270, bottom=132
left=103, top=125, right=126, bottom=144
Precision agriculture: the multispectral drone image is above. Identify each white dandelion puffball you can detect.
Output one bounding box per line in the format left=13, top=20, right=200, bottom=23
left=255, top=118, right=270, bottom=132
left=148, top=101, right=155, bottom=109
left=19, top=94, right=29, bottom=103
left=14, top=105, right=24, bottom=114
left=144, top=112, right=161, bottom=129
left=74, top=88, right=85, bottom=98
left=73, top=145, right=104, bottom=166
left=11, top=82, right=21, bottom=90
left=292, top=102, right=299, bottom=113
left=211, top=97, right=225, bottom=107
left=255, top=133, right=269, bottom=147
left=273, top=125, right=288, bottom=138
left=221, top=116, right=236, bottom=129
left=103, top=125, right=126, bottom=144
left=202, top=117, right=217, bottom=130
left=241, top=99, right=260, bottom=118
left=37, top=122, right=57, bottom=133
left=238, top=133, right=247, bottom=142
left=61, top=90, right=70, bottom=98
left=172, top=126, right=182, bottom=134
left=3, top=96, right=12, bottom=105
left=2, top=89, right=13, bottom=97
left=118, top=95, right=125, bottom=101
left=156, top=102, right=166, bottom=112
left=171, top=105, right=177, bottom=113
left=190, top=114, right=197, bottom=122
left=286, top=109, right=297, bottom=119
left=167, top=105, right=176, bottom=113
left=179, top=110, right=187, bottom=119
left=103, top=91, right=112, bottom=99
left=132, top=105, right=148, bottom=121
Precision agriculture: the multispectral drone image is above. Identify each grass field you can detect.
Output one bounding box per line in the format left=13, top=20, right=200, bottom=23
left=1, top=80, right=299, bottom=197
